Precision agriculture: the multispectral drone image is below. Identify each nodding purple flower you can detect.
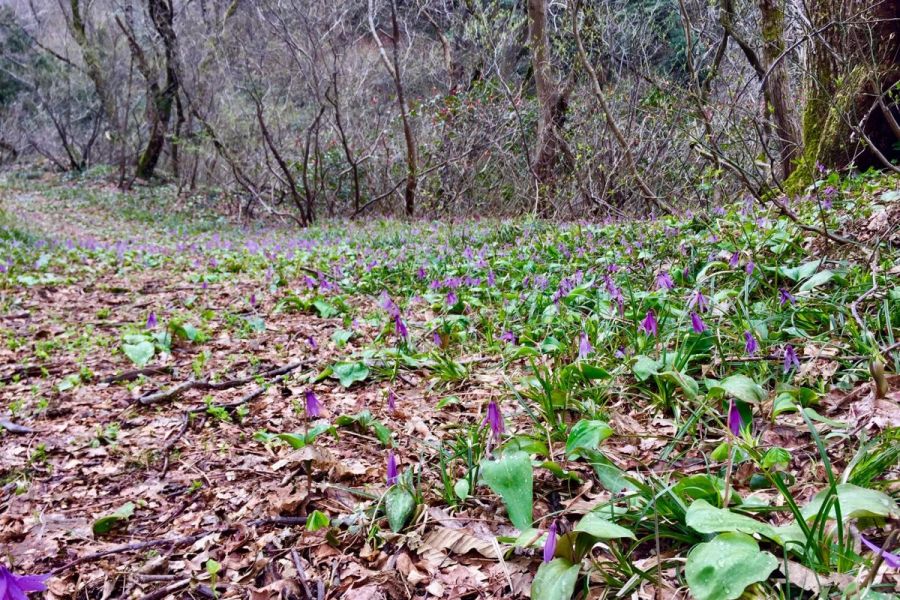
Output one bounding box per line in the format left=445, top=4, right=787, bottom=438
left=744, top=331, right=758, bottom=355
left=488, top=270, right=496, bottom=286
left=380, top=292, right=400, bottom=318
left=779, top=288, right=796, bottom=306
left=483, top=400, right=504, bottom=440
left=447, top=291, right=458, bottom=307
left=543, top=521, right=558, bottom=563
left=729, top=251, right=740, bottom=269
left=387, top=389, right=397, bottom=413
left=690, top=312, right=706, bottom=333
left=305, top=389, right=320, bottom=418
left=307, top=336, right=318, bottom=350
left=250, top=293, right=257, bottom=308
left=640, top=310, right=658, bottom=337
left=146, top=311, right=158, bottom=329
left=387, top=450, right=399, bottom=486
left=433, top=331, right=442, bottom=347
left=690, top=290, right=708, bottom=313
left=860, top=535, right=900, bottom=568
left=655, top=271, right=675, bottom=291
left=578, top=332, right=592, bottom=360
left=0, top=564, right=48, bottom=598
left=783, top=344, right=800, bottom=373
left=500, top=330, right=517, bottom=345
left=416, top=266, right=427, bottom=279
left=614, top=346, right=626, bottom=359
left=394, top=316, right=408, bottom=341
left=727, top=399, right=743, bottom=436
left=746, top=261, right=755, bottom=275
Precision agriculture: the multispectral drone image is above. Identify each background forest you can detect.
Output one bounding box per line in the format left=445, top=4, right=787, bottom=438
left=0, top=2, right=899, bottom=600
left=0, top=0, right=898, bottom=219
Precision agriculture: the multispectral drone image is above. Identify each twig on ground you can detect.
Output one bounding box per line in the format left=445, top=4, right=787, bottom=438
left=0, top=419, right=35, bottom=434
left=138, top=361, right=303, bottom=405
left=101, top=366, right=173, bottom=384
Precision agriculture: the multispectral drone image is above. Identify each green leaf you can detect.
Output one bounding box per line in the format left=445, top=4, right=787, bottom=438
left=574, top=512, right=635, bottom=540
left=313, top=300, right=339, bottom=318
left=385, top=486, right=416, bottom=532
left=799, top=270, right=834, bottom=292
left=480, top=451, right=533, bottom=530
left=331, top=329, right=354, bottom=347
left=531, top=558, right=580, bottom=600
left=659, top=370, right=699, bottom=399
left=306, top=510, right=330, bottom=531
left=565, top=420, right=613, bottom=458
left=122, top=341, right=155, bottom=367
left=578, top=363, right=610, bottom=380
left=761, top=447, right=791, bottom=470
left=631, top=355, right=660, bottom=381
left=454, top=479, right=470, bottom=501
left=674, top=475, right=726, bottom=507
left=714, top=374, right=766, bottom=404
left=686, top=500, right=779, bottom=541
left=780, top=260, right=821, bottom=282
left=331, top=361, right=370, bottom=387
left=685, top=532, right=778, bottom=600
left=93, top=502, right=135, bottom=535
left=801, top=483, right=899, bottom=521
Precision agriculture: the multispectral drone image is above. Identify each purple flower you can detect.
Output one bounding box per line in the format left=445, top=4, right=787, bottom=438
left=500, top=330, right=517, bottom=344
left=745, top=261, right=755, bottom=275
left=690, top=312, right=706, bottom=333
left=783, top=344, right=800, bottom=373
left=483, top=400, right=504, bottom=440
left=860, top=535, right=900, bottom=568
left=447, top=291, right=458, bottom=307
left=250, top=293, right=257, bottom=308
left=727, top=399, right=743, bottom=436
left=690, top=290, right=708, bottom=313
left=729, top=252, right=740, bottom=269
left=433, top=331, right=442, bottom=347
left=387, top=450, right=399, bottom=486
left=146, top=311, right=158, bottom=329
left=543, top=521, right=557, bottom=563
left=305, top=389, right=320, bottom=418
left=380, top=292, right=400, bottom=318
left=307, top=336, right=318, bottom=350
left=655, top=271, right=674, bottom=290
left=394, top=316, right=408, bottom=341
left=578, top=332, right=592, bottom=360
left=0, top=564, right=48, bottom=598
left=640, top=310, right=658, bottom=337
left=744, top=331, right=758, bottom=355
left=614, top=346, right=626, bottom=359
left=779, top=288, right=796, bottom=306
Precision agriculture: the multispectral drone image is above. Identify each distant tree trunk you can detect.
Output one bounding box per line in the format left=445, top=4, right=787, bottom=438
left=368, top=0, right=417, bottom=217
left=527, top=0, right=569, bottom=211
left=789, top=0, right=900, bottom=187
left=135, top=0, right=179, bottom=180
left=68, top=0, right=117, bottom=128
left=757, top=0, right=801, bottom=180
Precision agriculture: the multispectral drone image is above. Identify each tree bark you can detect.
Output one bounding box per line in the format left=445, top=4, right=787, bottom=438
left=135, top=0, right=179, bottom=180
left=527, top=0, right=569, bottom=211
left=757, top=0, right=801, bottom=180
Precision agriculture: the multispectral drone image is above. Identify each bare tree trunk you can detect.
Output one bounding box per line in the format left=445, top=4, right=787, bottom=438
left=757, top=0, right=801, bottom=180
left=134, top=0, right=179, bottom=180
left=368, top=0, right=417, bottom=217
left=527, top=0, right=569, bottom=212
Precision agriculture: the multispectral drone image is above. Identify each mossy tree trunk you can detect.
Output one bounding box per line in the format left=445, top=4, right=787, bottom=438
left=757, top=0, right=800, bottom=180
left=788, top=0, right=900, bottom=189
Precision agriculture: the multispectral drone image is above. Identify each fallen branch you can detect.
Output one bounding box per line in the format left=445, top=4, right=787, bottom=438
left=138, top=361, right=304, bottom=405
left=101, top=366, right=173, bottom=384
left=51, top=515, right=310, bottom=575
left=0, top=419, right=35, bottom=434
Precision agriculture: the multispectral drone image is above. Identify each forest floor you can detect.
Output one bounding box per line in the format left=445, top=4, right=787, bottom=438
left=0, top=171, right=898, bottom=600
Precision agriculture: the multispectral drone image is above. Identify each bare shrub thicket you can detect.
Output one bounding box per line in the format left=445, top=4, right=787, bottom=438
left=0, top=0, right=897, bottom=220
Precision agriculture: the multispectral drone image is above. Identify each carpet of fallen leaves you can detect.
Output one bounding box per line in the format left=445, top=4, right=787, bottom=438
left=0, top=181, right=898, bottom=599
